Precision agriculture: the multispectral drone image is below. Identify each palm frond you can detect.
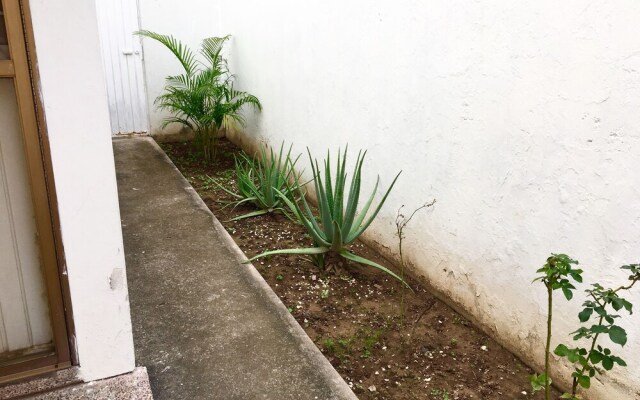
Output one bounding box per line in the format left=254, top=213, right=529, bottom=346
left=136, top=30, right=198, bottom=76
left=200, top=35, right=231, bottom=71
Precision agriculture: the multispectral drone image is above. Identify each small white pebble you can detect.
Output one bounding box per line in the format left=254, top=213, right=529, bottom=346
left=481, top=345, right=488, bottom=351
left=368, top=385, right=377, bottom=392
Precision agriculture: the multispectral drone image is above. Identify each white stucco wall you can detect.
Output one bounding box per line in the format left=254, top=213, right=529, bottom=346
left=29, top=0, right=135, bottom=381
left=139, top=1, right=640, bottom=397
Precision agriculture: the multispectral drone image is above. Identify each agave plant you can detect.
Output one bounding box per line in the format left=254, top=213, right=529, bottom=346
left=137, top=30, right=261, bottom=161
left=209, top=142, right=302, bottom=221
left=247, top=147, right=407, bottom=287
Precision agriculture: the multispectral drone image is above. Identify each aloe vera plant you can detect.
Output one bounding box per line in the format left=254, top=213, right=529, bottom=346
left=209, top=142, right=301, bottom=221
left=247, top=147, right=407, bottom=287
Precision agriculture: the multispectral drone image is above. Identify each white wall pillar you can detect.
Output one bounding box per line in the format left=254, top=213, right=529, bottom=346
left=29, top=0, right=135, bottom=381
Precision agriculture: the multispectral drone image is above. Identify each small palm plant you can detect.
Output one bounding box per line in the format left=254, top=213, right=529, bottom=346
left=137, top=31, right=261, bottom=161
left=209, top=142, right=302, bottom=221
left=247, top=148, right=407, bottom=287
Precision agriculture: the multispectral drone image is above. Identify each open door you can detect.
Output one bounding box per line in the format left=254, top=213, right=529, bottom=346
left=0, top=0, right=71, bottom=383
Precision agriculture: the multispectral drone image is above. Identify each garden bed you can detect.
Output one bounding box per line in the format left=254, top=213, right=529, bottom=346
left=160, top=139, right=557, bottom=400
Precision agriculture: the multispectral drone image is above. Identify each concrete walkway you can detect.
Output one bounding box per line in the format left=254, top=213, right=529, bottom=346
left=113, top=137, right=356, bottom=400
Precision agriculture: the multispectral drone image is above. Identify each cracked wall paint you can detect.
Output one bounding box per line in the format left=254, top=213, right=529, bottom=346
left=141, top=1, right=640, bottom=397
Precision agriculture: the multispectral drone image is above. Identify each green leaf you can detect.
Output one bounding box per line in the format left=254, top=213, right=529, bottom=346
left=567, top=349, right=580, bottom=363
left=611, top=297, right=624, bottom=311
left=226, top=209, right=270, bottom=221
left=346, top=171, right=401, bottom=243
left=529, top=374, right=543, bottom=392
left=602, top=356, right=614, bottom=370
left=570, top=272, right=583, bottom=283
left=554, top=344, right=570, bottom=357
left=578, top=308, right=593, bottom=322
left=330, top=221, right=343, bottom=252
left=137, top=30, right=198, bottom=76
left=621, top=299, right=633, bottom=314
left=608, top=325, right=627, bottom=346
left=244, top=247, right=329, bottom=263
left=340, top=250, right=410, bottom=290
left=529, top=373, right=550, bottom=392
left=572, top=328, right=589, bottom=341
left=590, top=325, right=609, bottom=334
left=611, top=355, right=627, bottom=366
left=589, top=350, right=603, bottom=364
left=341, top=151, right=365, bottom=235
left=562, top=286, right=573, bottom=300
left=578, top=374, right=591, bottom=389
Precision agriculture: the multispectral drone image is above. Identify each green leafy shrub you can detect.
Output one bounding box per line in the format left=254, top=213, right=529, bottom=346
left=530, top=254, right=583, bottom=398
left=247, top=147, right=406, bottom=287
left=554, top=263, right=640, bottom=399
left=137, top=31, right=261, bottom=161
left=531, top=256, right=640, bottom=400
left=210, top=142, right=301, bottom=221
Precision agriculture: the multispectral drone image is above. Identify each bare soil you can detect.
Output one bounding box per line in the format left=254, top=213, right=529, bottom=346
left=160, top=139, right=560, bottom=400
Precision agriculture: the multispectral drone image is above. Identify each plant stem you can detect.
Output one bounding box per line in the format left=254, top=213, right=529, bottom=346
left=394, top=200, right=435, bottom=330
left=545, top=282, right=552, bottom=400
left=613, top=278, right=638, bottom=294
left=572, top=314, right=604, bottom=395
left=399, top=234, right=405, bottom=329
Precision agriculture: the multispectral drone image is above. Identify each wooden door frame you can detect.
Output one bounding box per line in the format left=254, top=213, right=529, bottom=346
left=0, top=0, right=73, bottom=384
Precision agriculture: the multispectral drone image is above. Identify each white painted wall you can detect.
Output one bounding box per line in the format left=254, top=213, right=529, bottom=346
left=29, top=0, right=135, bottom=381
left=140, top=1, right=640, bottom=397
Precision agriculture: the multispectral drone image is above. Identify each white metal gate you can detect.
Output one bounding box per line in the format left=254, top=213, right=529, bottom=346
left=95, top=0, right=149, bottom=135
